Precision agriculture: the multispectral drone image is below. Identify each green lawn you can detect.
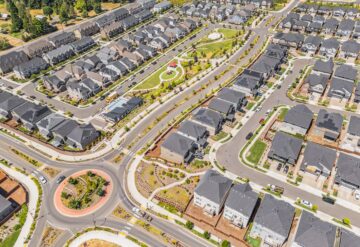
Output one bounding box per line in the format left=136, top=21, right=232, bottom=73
left=211, top=131, right=229, bottom=141
left=246, top=102, right=255, bottom=110
left=278, top=108, right=289, bottom=121
left=246, top=236, right=261, bottom=247
left=0, top=230, right=21, bottom=247
left=247, top=140, right=267, bottom=165
left=135, top=66, right=166, bottom=90
left=218, top=28, right=239, bottom=39
left=196, top=39, right=234, bottom=59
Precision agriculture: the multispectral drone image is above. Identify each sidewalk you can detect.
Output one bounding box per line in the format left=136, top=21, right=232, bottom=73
left=0, top=162, right=39, bottom=247
left=68, top=230, right=139, bottom=247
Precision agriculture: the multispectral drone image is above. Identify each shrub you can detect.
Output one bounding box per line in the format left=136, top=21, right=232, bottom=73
left=68, top=177, right=78, bottom=185
left=97, top=189, right=105, bottom=197
left=185, top=220, right=194, bottom=230
left=203, top=231, right=211, bottom=239
left=221, top=240, right=230, bottom=247
left=343, top=218, right=351, bottom=226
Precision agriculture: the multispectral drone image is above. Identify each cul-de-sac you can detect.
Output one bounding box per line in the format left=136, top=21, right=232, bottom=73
left=0, top=0, right=360, bottom=246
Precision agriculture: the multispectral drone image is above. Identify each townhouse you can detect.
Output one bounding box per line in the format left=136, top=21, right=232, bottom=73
left=13, top=57, right=49, bottom=79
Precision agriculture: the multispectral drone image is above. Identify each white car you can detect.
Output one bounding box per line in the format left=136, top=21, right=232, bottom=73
left=39, top=176, right=47, bottom=184
left=301, top=199, right=312, bottom=208
left=355, top=191, right=360, bottom=200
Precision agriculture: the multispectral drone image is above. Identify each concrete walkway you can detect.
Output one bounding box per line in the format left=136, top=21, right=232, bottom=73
left=0, top=162, right=39, bottom=247
left=68, top=230, right=139, bottom=247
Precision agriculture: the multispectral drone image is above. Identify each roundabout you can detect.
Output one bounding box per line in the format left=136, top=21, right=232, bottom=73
left=53, top=169, right=113, bottom=217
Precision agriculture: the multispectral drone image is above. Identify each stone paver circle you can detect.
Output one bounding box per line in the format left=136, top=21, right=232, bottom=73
left=53, top=169, right=113, bottom=217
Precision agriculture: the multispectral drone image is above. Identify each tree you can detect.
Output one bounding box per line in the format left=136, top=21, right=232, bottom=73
left=221, top=240, right=230, bottom=247
left=185, top=220, right=194, bottom=230
left=343, top=217, right=351, bottom=226
left=312, top=204, right=318, bottom=212
left=203, top=231, right=211, bottom=239
left=0, top=37, right=11, bottom=51
left=7, top=0, right=23, bottom=32
left=43, top=6, right=54, bottom=20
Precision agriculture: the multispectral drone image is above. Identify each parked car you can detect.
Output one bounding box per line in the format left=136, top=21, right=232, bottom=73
left=259, top=118, right=265, bottom=124
left=277, top=85, right=281, bottom=89
left=56, top=175, right=66, bottom=184
left=39, top=175, right=47, bottom=184
left=283, top=165, right=289, bottom=174
left=322, top=195, right=335, bottom=205
left=268, top=184, right=284, bottom=194
left=301, top=199, right=312, bottom=208
left=276, top=163, right=282, bottom=171
left=245, top=132, right=253, bottom=140
left=355, top=191, right=360, bottom=200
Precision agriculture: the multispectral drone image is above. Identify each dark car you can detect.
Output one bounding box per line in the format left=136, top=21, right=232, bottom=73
left=56, top=175, right=66, bottom=184
left=322, top=195, right=336, bottom=205
left=30, top=95, right=36, bottom=99
left=283, top=165, right=289, bottom=174
left=245, top=132, right=253, bottom=140
left=276, top=163, right=282, bottom=171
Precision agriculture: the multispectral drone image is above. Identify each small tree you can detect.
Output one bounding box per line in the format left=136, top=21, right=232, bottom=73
left=312, top=204, right=318, bottom=212
left=43, top=6, right=53, bottom=20
left=203, top=231, right=211, bottom=239
left=185, top=220, right=194, bottom=230
left=221, top=240, right=231, bottom=247
left=343, top=217, right=351, bottom=226
left=68, top=177, right=78, bottom=185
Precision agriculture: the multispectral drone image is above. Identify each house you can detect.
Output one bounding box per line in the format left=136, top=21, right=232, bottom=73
left=336, top=19, right=355, bottom=37
left=223, top=183, right=258, bottom=228
left=250, top=55, right=281, bottom=79
left=106, top=61, right=128, bottom=77
left=233, top=69, right=263, bottom=96
left=268, top=132, right=303, bottom=165
left=74, top=21, right=100, bottom=38
left=0, top=195, right=17, bottom=225
left=312, top=59, right=334, bottom=78
left=119, top=57, right=136, bottom=71
left=333, top=7, right=346, bottom=17
left=177, top=120, right=208, bottom=148
left=306, top=74, right=328, bottom=95
left=43, top=72, right=70, bottom=93
left=43, top=45, right=75, bottom=66
left=341, top=115, right=360, bottom=152
left=160, top=132, right=197, bottom=164
left=208, top=97, right=235, bottom=121
left=121, top=16, right=139, bottom=30
left=23, top=40, right=54, bottom=58
left=134, top=48, right=150, bottom=61
left=65, top=123, right=99, bottom=150
left=100, top=67, right=120, bottom=81
left=279, top=17, right=295, bottom=30
left=13, top=57, right=49, bottom=79
left=319, top=38, right=340, bottom=58
left=101, top=22, right=124, bottom=39
left=67, top=78, right=101, bottom=100
left=48, top=32, right=76, bottom=47
left=112, top=8, right=129, bottom=21
left=103, top=107, right=130, bottom=123
left=51, top=119, right=79, bottom=147
left=346, top=8, right=359, bottom=19
left=322, top=18, right=339, bottom=35
left=327, top=77, right=354, bottom=100
left=355, top=83, right=360, bottom=103
left=0, top=51, right=29, bottom=74
left=335, top=153, right=360, bottom=189
left=153, top=1, right=172, bottom=13
left=193, top=170, right=232, bottom=216
left=313, top=15, right=325, bottom=25
left=340, top=40, right=360, bottom=59
left=281, top=104, right=313, bottom=136
left=293, top=211, right=336, bottom=247
left=317, top=6, right=331, bottom=15
left=85, top=71, right=110, bottom=88
left=122, top=51, right=143, bottom=66
left=96, top=47, right=120, bottom=65
left=313, top=109, right=343, bottom=141
left=306, top=21, right=323, bottom=34
left=217, top=87, right=247, bottom=111
left=334, top=64, right=357, bottom=82
left=191, top=108, right=224, bottom=135
left=135, top=9, right=153, bottom=22
left=138, top=0, right=156, bottom=9
left=353, top=26, right=360, bottom=39
left=70, top=36, right=96, bottom=54
left=292, top=20, right=309, bottom=32
left=36, top=113, right=66, bottom=139
left=95, top=14, right=115, bottom=29
left=301, top=35, right=322, bottom=54
left=12, top=103, right=51, bottom=131
left=0, top=96, right=26, bottom=119
left=0, top=91, right=14, bottom=105
left=300, top=142, right=337, bottom=177
left=138, top=44, right=157, bottom=57
left=250, top=194, right=295, bottom=247
left=339, top=229, right=360, bottom=247
left=272, top=32, right=304, bottom=48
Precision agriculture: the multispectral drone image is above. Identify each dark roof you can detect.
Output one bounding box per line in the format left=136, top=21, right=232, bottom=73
left=225, top=183, right=258, bottom=217
left=328, top=77, right=354, bottom=98
left=0, top=91, right=15, bottom=104
left=339, top=229, right=360, bottom=247
left=303, top=35, right=322, bottom=47
left=269, top=132, right=303, bottom=162
left=217, top=87, right=246, bottom=105
left=335, top=153, right=360, bottom=188
left=66, top=123, right=98, bottom=145
left=342, top=40, right=360, bottom=54
left=177, top=120, right=207, bottom=140
left=0, top=51, right=29, bottom=73
left=315, top=109, right=343, bottom=133
left=334, top=64, right=357, bottom=82
left=347, top=116, right=360, bottom=136
left=193, top=108, right=223, bottom=128
left=284, top=105, right=313, bottom=129
left=36, top=113, right=66, bottom=130
left=254, top=194, right=295, bottom=238
left=195, top=170, right=232, bottom=204
left=52, top=119, right=79, bottom=137
left=295, top=211, right=336, bottom=247
left=301, top=142, right=337, bottom=174
left=306, top=74, right=328, bottom=88
left=274, top=32, right=305, bottom=44
left=322, top=38, right=340, bottom=49
left=208, top=98, right=233, bottom=115
left=162, top=132, right=194, bottom=157
left=15, top=103, right=51, bottom=124
left=0, top=96, right=26, bottom=112
left=313, top=59, right=334, bottom=74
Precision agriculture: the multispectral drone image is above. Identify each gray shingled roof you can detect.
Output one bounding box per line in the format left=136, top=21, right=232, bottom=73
left=342, top=40, right=360, bottom=54
left=322, top=38, right=340, bottom=49
left=208, top=98, right=233, bottom=115
left=0, top=96, right=26, bottom=112
left=217, top=87, right=245, bottom=105
left=66, top=123, right=98, bottom=146
left=162, top=132, right=194, bottom=157
left=225, top=183, right=258, bottom=217
left=36, top=113, right=65, bottom=130
left=177, top=120, right=207, bottom=140
left=315, top=109, right=343, bottom=133
left=295, top=211, right=336, bottom=247
left=313, top=59, right=334, bottom=74
left=268, top=132, right=303, bottom=162
left=192, top=108, right=223, bottom=128
left=347, top=116, right=360, bottom=136
left=195, top=169, right=232, bottom=204
left=304, top=35, right=322, bottom=47
left=334, top=64, right=357, bottom=82
left=301, top=142, right=337, bottom=174
left=306, top=74, right=328, bottom=89
left=284, top=105, right=313, bottom=129
left=0, top=91, right=14, bottom=104
left=254, top=194, right=295, bottom=238
left=335, top=153, right=360, bottom=188
left=327, top=77, right=354, bottom=98
left=339, top=229, right=360, bottom=247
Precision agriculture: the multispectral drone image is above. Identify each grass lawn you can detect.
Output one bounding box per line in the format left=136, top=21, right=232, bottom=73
left=211, top=131, right=229, bottom=141
left=246, top=102, right=255, bottom=110
left=247, top=140, right=267, bottom=165
left=0, top=229, right=21, bottom=247
left=135, top=66, right=166, bottom=90
left=196, top=39, right=234, bottom=59
left=218, top=28, right=239, bottom=39
left=278, top=108, right=289, bottom=121
left=246, top=236, right=261, bottom=247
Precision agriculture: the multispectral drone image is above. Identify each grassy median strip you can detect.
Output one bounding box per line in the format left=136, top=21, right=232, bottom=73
left=247, top=140, right=267, bottom=165
left=11, top=148, right=43, bottom=167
